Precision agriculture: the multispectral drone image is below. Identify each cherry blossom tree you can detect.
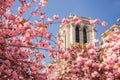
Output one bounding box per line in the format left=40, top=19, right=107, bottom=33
left=1, top=0, right=117, bottom=80
left=48, top=28, right=120, bottom=80
left=0, top=0, right=55, bottom=79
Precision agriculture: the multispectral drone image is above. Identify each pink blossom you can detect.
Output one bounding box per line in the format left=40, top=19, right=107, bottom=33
left=31, top=12, right=37, bottom=16
left=94, top=19, right=100, bottom=24
left=41, top=0, right=48, bottom=7
left=12, top=71, right=18, bottom=80
left=32, top=0, right=36, bottom=2
left=101, top=21, right=107, bottom=26
left=56, top=40, right=63, bottom=47
left=99, top=63, right=105, bottom=69
left=25, top=3, right=31, bottom=9
left=41, top=13, right=46, bottom=19
left=48, top=46, right=54, bottom=52
left=61, top=18, right=70, bottom=24
left=89, top=18, right=100, bottom=24
left=60, top=53, right=67, bottom=59
left=114, top=28, right=120, bottom=33
left=73, top=16, right=79, bottom=21
left=5, top=0, right=15, bottom=7
left=85, top=60, right=93, bottom=66
left=31, top=66, right=39, bottom=74
left=36, top=52, right=45, bottom=60
left=43, top=41, right=49, bottom=48
left=47, top=18, right=52, bottom=23
left=39, top=40, right=49, bottom=48
left=93, top=39, right=99, bottom=43
left=34, top=20, right=43, bottom=27
left=24, top=32, right=30, bottom=38
left=4, top=60, right=11, bottom=67
left=102, top=43, right=110, bottom=49
left=73, top=16, right=82, bottom=24
left=88, top=48, right=96, bottom=54
left=86, top=43, right=94, bottom=49
left=53, top=15, right=59, bottom=20
left=19, top=0, right=26, bottom=5
left=4, top=69, right=11, bottom=76
left=4, top=9, right=12, bottom=18
left=0, top=37, right=4, bottom=43
left=46, top=33, right=52, bottom=40
left=75, top=19, right=82, bottom=24
left=91, top=71, right=99, bottom=78
left=76, top=57, right=85, bottom=64
left=104, top=65, right=110, bottom=70
left=49, top=52, right=56, bottom=57
left=18, top=7, right=25, bottom=15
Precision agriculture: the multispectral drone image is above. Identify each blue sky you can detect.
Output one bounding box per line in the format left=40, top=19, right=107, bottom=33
left=44, top=0, right=120, bottom=39
left=12, top=0, right=120, bottom=39
left=12, top=0, right=120, bottom=62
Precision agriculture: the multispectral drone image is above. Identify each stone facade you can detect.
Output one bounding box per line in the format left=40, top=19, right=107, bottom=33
left=101, top=24, right=120, bottom=44
left=57, top=14, right=97, bottom=49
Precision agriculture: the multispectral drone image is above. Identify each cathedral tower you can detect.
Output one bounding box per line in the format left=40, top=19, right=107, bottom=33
left=57, top=14, right=97, bottom=49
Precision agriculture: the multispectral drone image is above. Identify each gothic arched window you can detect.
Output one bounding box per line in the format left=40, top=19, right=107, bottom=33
left=75, top=27, right=80, bottom=42
left=83, top=28, right=87, bottom=43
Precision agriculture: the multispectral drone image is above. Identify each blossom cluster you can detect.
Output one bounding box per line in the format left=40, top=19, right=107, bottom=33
left=0, top=0, right=55, bottom=79
left=0, top=0, right=116, bottom=80
left=48, top=28, right=120, bottom=80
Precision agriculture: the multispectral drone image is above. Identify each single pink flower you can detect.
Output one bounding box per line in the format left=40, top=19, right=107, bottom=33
left=18, top=7, right=25, bottom=15
left=47, top=18, right=52, bottom=23
left=60, top=53, right=67, bottom=59
left=102, top=43, right=110, bottom=49
left=32, top=0, right=36, bottom=2
left=4, top=60, right=11, bottom=67
left=89, top=18, right=100, bottom=24
left=101, top=21, right=107, bottom=26
left=76, top=57, right=85, bottom=64
left=31, top=66, right=39, bottom=74
left=113, top=28, right=120, bottom=33
left=34, top=20, right=43, bottom=27
left=25, top=3, right=31, bottom=9
left=41, top=13, right=46, bottom=19
left=48, top=46, right=54, bottom=52
left=4, top=9, right=12, bottom=18
left=12, top=71, right=18, bottom=80
left=43, top=40, right=49, bottom=48
left=41, top=0, right=48, bottom=7
left=73, top=16, right=79, bottom=21
left=94, top=19, right=100, bottom=24
left=75, top=19, right=82, bottom=24
left=46, top=33, right=52, bottom=40
left=56, top=40, right=63, bottom=47
left=85, top=60, right=93, bottom=66
left=91, top=71, right=99, bottom=78
left=73, top=16, right=82, bottom=24
left=61, top=18, right=70, bottom=24
left=19, top=0, right=26, bottom=6
left=36, top=52, right=45, bottom=59
left=53, top=15, right=59, bottom=20
left=4, top=69, right=11, bottom=76
left=49, top=52, right=56, bottom=57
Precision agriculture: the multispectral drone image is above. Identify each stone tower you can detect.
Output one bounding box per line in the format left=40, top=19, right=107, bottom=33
left=57, top=14, right=97, bottom=49
left=101, top=24, right=120, bottom=44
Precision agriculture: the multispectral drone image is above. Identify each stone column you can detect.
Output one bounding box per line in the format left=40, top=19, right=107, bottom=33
left=66, top=25, right=70, bottom=48
left=79, top=28, right=83, bottom=44
left=70, top=24, right=73, bottom=45
left=72, top=25, right=75, bottom=43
